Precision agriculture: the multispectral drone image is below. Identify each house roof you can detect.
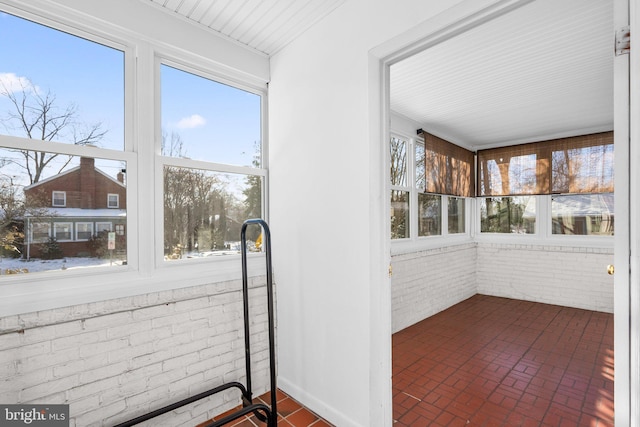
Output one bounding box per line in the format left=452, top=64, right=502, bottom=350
left=23, top=163, right=125, bottom=191
left=24, top=208, right=127, bottom=218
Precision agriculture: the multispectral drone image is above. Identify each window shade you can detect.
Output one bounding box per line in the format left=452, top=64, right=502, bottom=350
left=421, top=132, right=475, bottom=197
left=477, top=132, right=613, bottom=196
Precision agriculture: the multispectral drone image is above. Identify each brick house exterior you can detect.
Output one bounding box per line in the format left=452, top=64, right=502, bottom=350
left=23, top=157, right=127, bottom=258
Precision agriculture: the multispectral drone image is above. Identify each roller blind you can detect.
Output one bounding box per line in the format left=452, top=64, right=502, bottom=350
left=477, top=132, right=613, bottom=196
left=421, top=131, right=475, bottom=197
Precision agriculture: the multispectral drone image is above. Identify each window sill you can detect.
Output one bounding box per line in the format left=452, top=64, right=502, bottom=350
left=0, top=253, right=269, bottom=317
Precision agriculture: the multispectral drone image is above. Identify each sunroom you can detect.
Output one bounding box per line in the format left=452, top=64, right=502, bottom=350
left=0, top=0, right=637, bottom=426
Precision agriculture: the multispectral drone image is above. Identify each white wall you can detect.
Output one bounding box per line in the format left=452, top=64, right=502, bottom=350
left=392, top=243, right=477, bottom=333
left=477, top=243, right=614, bottom=312
left=0, top=280, right=273, bottom=427
left=268, top=1, right=467, bottom=426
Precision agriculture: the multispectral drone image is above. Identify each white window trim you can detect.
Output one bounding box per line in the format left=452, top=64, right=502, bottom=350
left=30, top=222, right=51, bottom=243
left=391, top=131, right=473, bottom=254
left=96, top=222, right=113, bottom=233
left=53, top=222, right=73, bottom=242
left=107, top=193, right=119, bottom=208
left=76, top=222, right=94, bottom=241
left=475, top=195, right=614, bottom=249
left=52, top=191, right=66, bottom=207
left=0, top=2, right=270, bottom=317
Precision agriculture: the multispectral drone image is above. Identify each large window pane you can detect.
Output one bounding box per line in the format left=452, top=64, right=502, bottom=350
left=418, top=193, right=441, bottom=237
left=164, top=166, right=262, bottom=259
left=161, top=65, right=261, bottom=167
left=552, top=194, right=614, bottom=235
left=480, top=196, right=535, bottom=234
left=390, top=136, right=408, bottom=187
left=0, top=149, right=127, bottom=273
left=0, top=12, right=124, bottom=150
left=391, top=190, right=409, bottom=239
left=448, top=197, right=465, bottom=234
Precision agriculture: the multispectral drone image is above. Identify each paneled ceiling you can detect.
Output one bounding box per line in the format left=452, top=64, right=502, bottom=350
left=147, top=0, right=613, bottom=151
left=390, top=0, right=614, bottom=149
left=146, top=0, right=347, bottom=55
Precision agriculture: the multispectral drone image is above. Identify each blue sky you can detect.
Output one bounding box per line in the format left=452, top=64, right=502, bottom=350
left=0, top=11, right=261, bottom=181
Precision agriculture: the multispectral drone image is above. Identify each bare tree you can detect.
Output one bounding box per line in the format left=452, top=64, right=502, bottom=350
left=0, top=76, right=107, bottom=184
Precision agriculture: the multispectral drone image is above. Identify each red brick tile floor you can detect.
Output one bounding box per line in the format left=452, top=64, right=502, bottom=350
left=196, top=389, right=334, bottom=427
left=393, top=294, right=614, bottom=427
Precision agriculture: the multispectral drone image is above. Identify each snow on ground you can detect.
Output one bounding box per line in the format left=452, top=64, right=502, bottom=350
left=0, top=257, right=117, bottom=274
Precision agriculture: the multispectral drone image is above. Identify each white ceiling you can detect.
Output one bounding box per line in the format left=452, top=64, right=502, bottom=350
left=146, top=0, right=346, bottom=55
left=390, top=0, right=614, bottom=150
left=147, top=0, right=613, bottom=151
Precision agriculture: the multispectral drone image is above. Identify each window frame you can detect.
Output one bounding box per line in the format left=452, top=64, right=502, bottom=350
left=30, top=222, right=51, bottom=243
left=154, top=57, right=268, bottom=268
left=107, top=193, right=119, bottom=208
left=96, top=222, right=113, bottom=233
left=76, top=222, right=94, bottom=241
left=0, top=3, right=270, bottom=317
left=390, top=131, right=472, bottom=254
left=53, top=222, right=73, bottom=242
left=52, top=191, right=66, bottom=207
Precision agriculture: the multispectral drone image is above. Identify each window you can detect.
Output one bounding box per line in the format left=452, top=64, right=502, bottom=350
left=448, top=197, right=466, bottom=234
left=52, top=191, right=66, bottom=207
left=552, top=194, right=614, bottom=236
left=54, top=222, right=72, bottom=241
left=390, top=133, right=470, bottom=243
left=418, top=193, right=441, bottom=236
left=0, top=11, right=127, bottom=276
left=96, top=222, right=112, bottom=233
left=390, top=136, right=410, bottom=239
left=107, top=194, right=119, bottom=208
left=76, top=222, right=93, bottom=241
left=477, top=132, right=613, bottom=236
left=161, top=64, right=265, bottom=260
left=31, top=222, right=50, bottom=243
left=480, top=196, right=535, bottom=234
left=0, top=6, right=269, bottom=315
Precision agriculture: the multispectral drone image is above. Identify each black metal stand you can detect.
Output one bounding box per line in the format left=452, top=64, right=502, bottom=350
left=115, top=219, right=277, bottom=427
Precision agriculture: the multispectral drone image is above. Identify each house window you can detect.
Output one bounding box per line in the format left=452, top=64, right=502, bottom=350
left=107, top=194, right=119, bottom=208
left=477, top=132, right=613, bottom=235
left=76, top=222, right=93, bottom=241
left=480, top=196, right=535, bottom=234
left=115, top=224, right=125, bottom=236
left=160, top=64, right=264, bottom=260
left=448, top=197, right=466, bottom=234
left=390, top=133, right=470, bottom=242
left=31, top=223, right=51, bottom=243
left=53, top=222, right=72, bottom=241
left=551, top=194, right=614, bottom=236
left=390, top=136, right=410, bottom=239
left=0, top=10, right=127, bottom=277
left=52, top=191, right=66, bottom=207
left=96, top=222, right=112, bottom=233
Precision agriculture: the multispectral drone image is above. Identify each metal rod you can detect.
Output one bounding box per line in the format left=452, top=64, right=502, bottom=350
left=241, top=218, right=278, bottom=427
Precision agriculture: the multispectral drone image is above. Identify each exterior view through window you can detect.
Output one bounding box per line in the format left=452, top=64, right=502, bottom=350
left=160, top=65, right=264, bottom=260
left=0, top=12, right=126, bottom=275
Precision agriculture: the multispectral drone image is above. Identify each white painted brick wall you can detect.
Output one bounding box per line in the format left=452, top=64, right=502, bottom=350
left=392, top=242, right=614, bottom=333
left=392, top=243, right=477, bottom=333
left=0, top=278, right=274, bottom=427
left=476, top=243, right=614, bottom=313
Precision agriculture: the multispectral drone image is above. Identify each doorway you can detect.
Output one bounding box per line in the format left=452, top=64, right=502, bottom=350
left=376, top=0, right=630, bottom=424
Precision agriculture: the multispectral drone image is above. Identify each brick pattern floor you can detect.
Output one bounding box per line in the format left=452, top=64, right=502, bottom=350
left=196, top=389, right=334, bottom=427
left=393, top=294, right=614, bottom=427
